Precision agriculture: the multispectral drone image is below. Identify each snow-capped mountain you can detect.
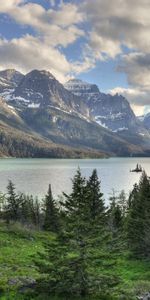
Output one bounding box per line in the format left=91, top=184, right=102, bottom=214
left=0, top=69, right=24, bottom=97
left=65, top=79, right=141, bottom=133
left=142, top=113, right=150, bottom=130
left=0, top=69, right=24, bottom=86
left=0, top=68, right=150, bottom=158
left=65, top=79, right=100, bottom=99
left=0, top=69, right=24, bottom=93
left=5, top=70, right=89, bottom=118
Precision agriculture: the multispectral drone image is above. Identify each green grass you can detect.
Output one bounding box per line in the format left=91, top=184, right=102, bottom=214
left=0, top=221, right=150, bottom=299
left=0, top=221, right=51, bottom=296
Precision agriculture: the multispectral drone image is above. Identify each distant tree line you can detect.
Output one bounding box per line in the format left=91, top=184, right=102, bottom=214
left=0, top=169, right=150, bottom=298
left=0, top=130, right=104, bottom=158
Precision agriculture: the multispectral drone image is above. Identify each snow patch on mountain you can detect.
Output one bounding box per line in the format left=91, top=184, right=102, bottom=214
left=28, top=103, right=40, bottom=108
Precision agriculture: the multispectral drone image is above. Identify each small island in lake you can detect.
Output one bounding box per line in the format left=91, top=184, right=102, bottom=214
left=130, top=163, right=143, bottom=173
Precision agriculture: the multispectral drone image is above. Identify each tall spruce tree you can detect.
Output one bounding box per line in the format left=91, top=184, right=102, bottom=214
left=48, top=169, right=116, bottom=296
left=43, top=184, right=59, bottom=232
left=35, top=169, right=118, bottom=298
left=86, top=169, right=105, bottom=221
left=5, top=181, right=20, bottom=223
left=126, top=172, right=150, bottom=258
left=0, top=192, right=5, bottom=219
left=108, top=193, right=123, bottom=234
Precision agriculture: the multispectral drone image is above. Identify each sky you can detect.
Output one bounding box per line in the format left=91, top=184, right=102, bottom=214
left=0, top=0, right=150, bottom=115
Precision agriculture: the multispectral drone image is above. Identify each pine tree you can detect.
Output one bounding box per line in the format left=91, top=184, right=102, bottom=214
left=43, top=184, right=59, bottom=232
left=28, top=195, right=41, bottom=227
left=86, top=169, right=105, bottom=221
left=126, top=172, right=150, bottom=258
left=35, top=169, right=118, bottom=298
left=0, top=192, right=5, bottom=219
left=57, top=169, right=116, bottom=295
left=109, top=192, right=123, bottom=234
left=4, top=181, right=20, bottom=223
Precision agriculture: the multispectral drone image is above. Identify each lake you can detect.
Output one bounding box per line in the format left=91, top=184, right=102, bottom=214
left=0, top=157, right=149, bottom=203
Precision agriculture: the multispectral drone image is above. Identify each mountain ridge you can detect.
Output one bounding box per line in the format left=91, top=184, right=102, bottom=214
left=0, top=69, right=150, bottom=158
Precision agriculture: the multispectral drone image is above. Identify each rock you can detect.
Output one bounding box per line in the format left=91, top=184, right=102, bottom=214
left=137, top=292, right=150, bottom=300
left=8, top=276, right=36, bottom=290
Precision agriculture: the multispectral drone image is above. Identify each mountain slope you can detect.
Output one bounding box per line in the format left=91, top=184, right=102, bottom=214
left=0, top=69, right=24, bottom=99
left=0, top=97, right=106, bottom=158
left=0, top=69, right=150, bottom=157
left=142, top=113, right=150, bottom=130
left=65, top=79, right=142, bottom=133
left=10, top=70, right=89, bottom=118
left=20, top=105, right=149, bottom=157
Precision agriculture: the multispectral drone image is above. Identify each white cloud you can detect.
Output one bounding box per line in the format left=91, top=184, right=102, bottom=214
left=0, top=0, right=150, bottom=115
left=0, top=35, right=95, bottom=83
left=118, top=53, right=150, bottom=90
left=0, top=1, right=84, bottom=47
left=0, top=0, right=23, bottom=11
left=0, top=0, right=93, bottom=82
left=81, top=0, right=150, bottom=113
left=0, top=35, right=71, bottom=82
left=89, top=32, right=122, bottom=59
left=83, top=0, right=150, bottom=56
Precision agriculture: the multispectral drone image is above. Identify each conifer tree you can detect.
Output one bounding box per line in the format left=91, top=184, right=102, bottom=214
left=0, top=192, right=5, bottom=219
left=52, top=170, right=116, bottom=295
left=43, top=184, right=59, bottom=232
left=5, top=181, right=20, bottom=223
left=35, top=169, right=118, bottom=298
left=28, top=195, right=41, bottom=227
left=126, top=172, right=150, bottom=258
left=86, top=169, right=105, bottom=221
left=109, top=193, right=122, bottom=233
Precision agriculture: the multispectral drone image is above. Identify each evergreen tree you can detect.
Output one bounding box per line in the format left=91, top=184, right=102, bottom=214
left=4, top=181, right=20, bottom=223
left=28, top=195, right=41, bottom=227
left=35, top=169, right=118, bottom=298
left=43, top=184, right=59, bottom=232
left=18, top=193, right=31, bottom=224
left=126, top=172, right=150, bottom=258
left=0, top=192, right=5, bottom=219
left=118, top=190, right=127, bottom=217
left=86, top=169, right=105, bottom=221
left=127, top=183, right=139, bottom=209
left=108, top=192, right=123, bottom=234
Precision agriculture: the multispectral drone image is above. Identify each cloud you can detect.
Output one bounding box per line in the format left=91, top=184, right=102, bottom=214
left=0, top=0, right=94, bottom=82
left=0, top=35, right=71, bottom=82
left=83, top=0, right=150, bottom=57
left=89, top=32, right=122, bottom=59
left=81, top=0, right=150, bottom=113
left=118, top=53, right=150, bottom=90
left=0, top=35, right=94, bottom=83
left=0, top=0, right=23, bottom=11
left=0, top=0, right=150, bottom=115
left=0, top=1, right=84, bottom=47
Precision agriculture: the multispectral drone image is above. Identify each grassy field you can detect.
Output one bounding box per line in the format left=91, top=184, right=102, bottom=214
left=0, top=221, right=150, bottom=300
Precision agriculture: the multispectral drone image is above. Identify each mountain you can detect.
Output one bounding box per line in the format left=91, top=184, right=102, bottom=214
left=0, top=69, right=150, bottom=158
left=142, top=113, right=150, bottom=130
left=0, top=96, right=25, bottom=130
left=65, top=79, right=141, bottom=133
left=0, top=69, right=24, bottom=97
left=0, top=96, right=106, bottom=158
left=7, top=70, right=89, bottom=119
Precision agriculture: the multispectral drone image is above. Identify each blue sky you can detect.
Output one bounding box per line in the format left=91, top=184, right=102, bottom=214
left=0, top=0, right=150, bottom=115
